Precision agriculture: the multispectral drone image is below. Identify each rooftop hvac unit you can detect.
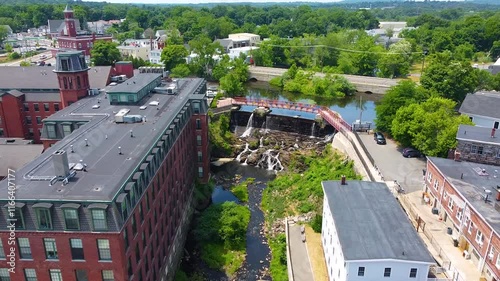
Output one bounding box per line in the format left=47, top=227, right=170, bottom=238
left=53, top=150, right=70, bottom=179
left=115, top=108, right=131, bottom=123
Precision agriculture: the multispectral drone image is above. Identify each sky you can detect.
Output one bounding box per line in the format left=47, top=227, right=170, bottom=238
left=83, top=0, right=343, bottom=3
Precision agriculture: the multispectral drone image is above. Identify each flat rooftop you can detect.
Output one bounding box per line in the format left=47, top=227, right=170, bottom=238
left=322, top=180, right=434, bottom=263
left=107, top=73, right=160, bottom=94
left=457, top=124, right=500, bottom=145
left=428, top=157, right=500, bottom=234
left=0, top=77, right=206, bottom=202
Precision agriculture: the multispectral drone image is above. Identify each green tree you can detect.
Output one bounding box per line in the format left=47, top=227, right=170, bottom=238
left=420, top=52, right=478, bottom=103
left=490, top=40, right=500, bottom=60
left=90, top=40, right=120, bottom=66
left=171, top=64, right=191, bottom=78
left=161, top=45, right=188, bottom=71
left=391, top=97, right=473, bottom=157
left=4, top=43, right=12, bottom=53
left=220, top=72, right=244, bottom=97
left=188, top=34, right=224, bottom=78
left=375, top=80, right=429, bottom=133
left=0, top=25, right=8, bottom=45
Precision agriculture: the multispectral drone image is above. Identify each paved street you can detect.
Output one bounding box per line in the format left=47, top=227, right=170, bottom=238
left=357, top=132, right=426, bottom=193
left=288, top=224, right=314, bottom=281
left=0, top=51, right=54, bottom=67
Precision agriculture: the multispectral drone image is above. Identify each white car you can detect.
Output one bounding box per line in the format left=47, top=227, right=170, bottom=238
left=92, top=105, right=100, bottom=109
left=109, top=82, right=117, bottom=86
left=139, top=105, right=147, bottom=110
left=149, top=101, right=160, bottom=106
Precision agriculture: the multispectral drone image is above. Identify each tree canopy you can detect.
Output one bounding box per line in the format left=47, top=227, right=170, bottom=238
left=90, top=40, right=121, bottom=66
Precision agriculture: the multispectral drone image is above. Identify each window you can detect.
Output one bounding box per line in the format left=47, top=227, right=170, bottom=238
left=62, top=124, right=72, bottom=137
left=36, top=116, right=42, bottom=125
left=196, top=135, right=202, bottom=146
left=61, top=59, right=69, bottom=71
left=448, top=199, right=454, bottom=211
left=23, top=103, right=29, bottom=111
left=456, top=209, right=463, bottom=222
left=384, top=268, right=391, bottom=277
left=49, top=269, right=62, bottom=281
left=476, top=230, right=484, bottom=245
left=47, top=124, right=56, bottom=139
left=63, top=209, right=80, bottom=230
left=44, top=238, right=58, bottom=259
left=91, top=209, right=107, bottom=231
left=410, top=268, right=417, bottom=278
left=131, top=215, right=137, bottom=236
left=358, top=267, right=365, bottom=276
left=433, top=179, right=439, bottom=191
left=0, top=129, right=3, bottom=137
left=34, top=103, right=39, bottom=112
left=26, top=116, right=32, bottom=125
left=496, top=255, right=500, bottom=269
left=70, top=239, right=84, bottom=260
left=0, top=268, right=9, bottom=281
left=54, top=104, right=60, bottom=111
left=44, top=103, right=49, bottom=111
left=196, top=119, right=201, bottom=129
left=18, top=238, right=32, bottom=259
left=102, top=270, right=114, bottom=281
left=97, top=239, right=111, bottom=261
left=427, top=172, right=432, bottom=183
left=24, top=269, right=37, bottom=281
left=12, top=208, right=25, bottom=229
left=198, top=167, right=203, bottom=178
left=469, top=221, right=474, bottom=234
left=75, top=270, right=87, bottom=281
left=198, top=151, right=203, bottom=162
left=35, top=208, right=52, bottom=230
left=139, top=204, right=144, bottom=222
left=124, top=228, right=129, bottom=250
left=29, top=128, right=34, bottom=137
left=478, top=146, right=484, bottom=155
left=443, top=192, right=448, bottom=200
left=0, top=239, right=4, bottom=259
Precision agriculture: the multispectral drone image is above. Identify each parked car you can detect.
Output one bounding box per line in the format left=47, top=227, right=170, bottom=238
left=402, top=148, right=422, bottom=158
left=373, top=132, right=386, bottom=145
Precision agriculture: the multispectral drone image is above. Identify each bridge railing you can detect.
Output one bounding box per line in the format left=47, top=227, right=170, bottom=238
left=231, top=97, right=321, bottom=113
left=319, top=107, right=352, bottom=134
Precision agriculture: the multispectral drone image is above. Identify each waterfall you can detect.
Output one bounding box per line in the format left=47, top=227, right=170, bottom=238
left=310, top=122, right=316, bottom=138
left=236, top=143, right=250, bottom=162
left=259, top=137, right=264, bottom=148
left=260, top=119, right=266, bottom=133
left=256, top=149, right=284, bottom=171
left=241, top=113, right=254, bottom=138
left=264, top=116, right=270, bottom=134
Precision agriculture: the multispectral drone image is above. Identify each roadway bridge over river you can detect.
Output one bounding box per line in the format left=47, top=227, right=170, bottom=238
left=248, top=66, right=398, bottom=94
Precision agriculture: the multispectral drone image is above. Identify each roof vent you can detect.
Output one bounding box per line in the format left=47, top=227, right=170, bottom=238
left=53, top=150, right=70, bottom=179
left=484, top=189, right=492, bottom=203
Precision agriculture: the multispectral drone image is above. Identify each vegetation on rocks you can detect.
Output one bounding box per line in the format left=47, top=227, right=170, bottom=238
left=208, top=112, right=236, bottom=157
left=230, top=177, right=254, bottom=203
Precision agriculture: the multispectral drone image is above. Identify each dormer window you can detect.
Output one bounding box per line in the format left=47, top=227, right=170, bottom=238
left=61, top=203, right=80, bottom=230
left=61, top=59, right=69, bottom=71
left=33, top=203, right=54, bottom=230
left=3, top=202, right=25, bottom=230
left=89, top=204, right=108, bottom=231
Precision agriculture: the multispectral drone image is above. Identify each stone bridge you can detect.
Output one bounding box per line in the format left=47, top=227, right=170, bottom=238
left=248, top=66, right=398, bottom=94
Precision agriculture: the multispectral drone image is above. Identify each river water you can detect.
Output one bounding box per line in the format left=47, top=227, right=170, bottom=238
left=188, top=82, right=380, bottom=280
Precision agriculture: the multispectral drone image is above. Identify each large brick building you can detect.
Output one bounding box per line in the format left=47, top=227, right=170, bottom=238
left=56, top=5, right=112, bottom=58
left=425, top=157, right=500, bottom=281
left=455, top=124, right=500, bottom=166
left=0, top=67, right=209, bottom=281
left=0, top=52, right=136, bottom=144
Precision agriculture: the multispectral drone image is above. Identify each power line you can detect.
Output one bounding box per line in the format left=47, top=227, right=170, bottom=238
left=254, top=41, right=424, bottom=55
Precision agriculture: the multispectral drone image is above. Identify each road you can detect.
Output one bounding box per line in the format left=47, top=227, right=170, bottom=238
left=0, top=51, right=55, bottom=67
left=249, top=66, right=399, bottom=90
left=288, top=224, right=314, bottom=281
left=357, top=133, right=426, bottom=193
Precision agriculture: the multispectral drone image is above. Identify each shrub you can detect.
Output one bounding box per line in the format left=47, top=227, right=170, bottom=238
left=310, top=214, right=322, bottom=233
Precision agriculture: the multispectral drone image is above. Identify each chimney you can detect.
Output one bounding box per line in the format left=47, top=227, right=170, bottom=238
left=53, top=150, right=70, bottom=179
left=454, top=151, right=461, bottom=161
left=492, top=128, right=496, bottom=138
left=496, top=186, right=500, bottom=201
left=341, top=175, right=346, bottom=185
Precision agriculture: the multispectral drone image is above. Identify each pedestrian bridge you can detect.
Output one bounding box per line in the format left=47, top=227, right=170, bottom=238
left=229, top=97, right=353, bottom=133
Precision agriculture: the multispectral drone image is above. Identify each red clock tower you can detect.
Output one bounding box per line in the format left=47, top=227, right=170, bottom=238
left=64, top=4, right=77, bottom=37
left=53, top=51, right=91, bottom=107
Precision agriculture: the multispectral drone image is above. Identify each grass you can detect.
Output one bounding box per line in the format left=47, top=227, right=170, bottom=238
left=230, top=177, right=254, bottom=203
left=305, top=226, right=329, bottom=281
left=261, top=146, right=361, bottom=281
left=200, top=243, right=246, bottom=276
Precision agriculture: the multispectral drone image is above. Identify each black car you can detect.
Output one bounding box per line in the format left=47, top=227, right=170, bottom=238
left=403, top=148, right=422, bottom=158
left=374, top=132, right=386, bottom=145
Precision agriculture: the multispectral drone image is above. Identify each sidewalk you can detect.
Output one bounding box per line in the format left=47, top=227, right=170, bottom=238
left=288, top=223, right=314, bottom=281
left=401, top=190, right=482, bottom=281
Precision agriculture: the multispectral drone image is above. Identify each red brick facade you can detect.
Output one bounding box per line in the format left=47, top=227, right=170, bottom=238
left=425, top=160, right=500, bottom=280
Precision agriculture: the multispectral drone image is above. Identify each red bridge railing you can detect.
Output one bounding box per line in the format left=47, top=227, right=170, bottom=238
left=230, top=97, right=352, bottom=133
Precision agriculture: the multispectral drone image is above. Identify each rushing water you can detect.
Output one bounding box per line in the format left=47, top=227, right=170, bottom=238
left=211, top=161, right=276, bottom=281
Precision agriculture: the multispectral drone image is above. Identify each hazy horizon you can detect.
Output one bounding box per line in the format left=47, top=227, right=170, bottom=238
left=83, top=0, right=343, bottom=3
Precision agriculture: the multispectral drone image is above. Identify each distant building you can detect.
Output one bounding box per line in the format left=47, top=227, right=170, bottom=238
left=118, top=46, right=150, bottom=61
left=56, top=5, right=112, bottom=58
left=123, top=38, right=157, bottom=51
left=425, top=157, right=500, bottom=281
left=150, top=49, right=162, bottom=65
left=87, top=19, right=121, bottom=35
left=216, top=33, right=260, bottom=53
left=228, top=46, right=259, bottom=60
left=322, top=180, right=434, bottom=281
left=459, top=91, right=500, bottom=129
left=488, top=58, right=500, bottom=75
left=47, top=19, right=81, bottom=39
left=455, top=124, right=500, bottom=166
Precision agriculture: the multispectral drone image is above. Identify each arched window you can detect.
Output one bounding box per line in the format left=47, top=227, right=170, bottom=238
left=77, top=76, right=81, bottom=89
left=68, top=78, right=73, bottom=89
left=63, top=77, right=68, bottom=89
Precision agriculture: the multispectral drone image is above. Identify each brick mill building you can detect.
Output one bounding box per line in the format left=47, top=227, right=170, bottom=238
left=425, top=157, right=500, bottom=281
left=0, top=52, right=210, bottom=280
left=56, top=5, right=113, bottom=58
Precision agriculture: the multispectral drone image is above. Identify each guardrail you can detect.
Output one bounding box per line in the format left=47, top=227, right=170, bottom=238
left=284, top=218, right=295, bottom=281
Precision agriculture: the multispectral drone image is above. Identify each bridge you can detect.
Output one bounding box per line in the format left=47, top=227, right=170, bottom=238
left=217, top=97, right=353, bottom=134
left=248, top=66, right=398, bottom=95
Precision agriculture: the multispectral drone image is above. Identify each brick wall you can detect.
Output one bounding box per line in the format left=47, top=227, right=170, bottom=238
left=456, top=140, right=500, bottom=166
